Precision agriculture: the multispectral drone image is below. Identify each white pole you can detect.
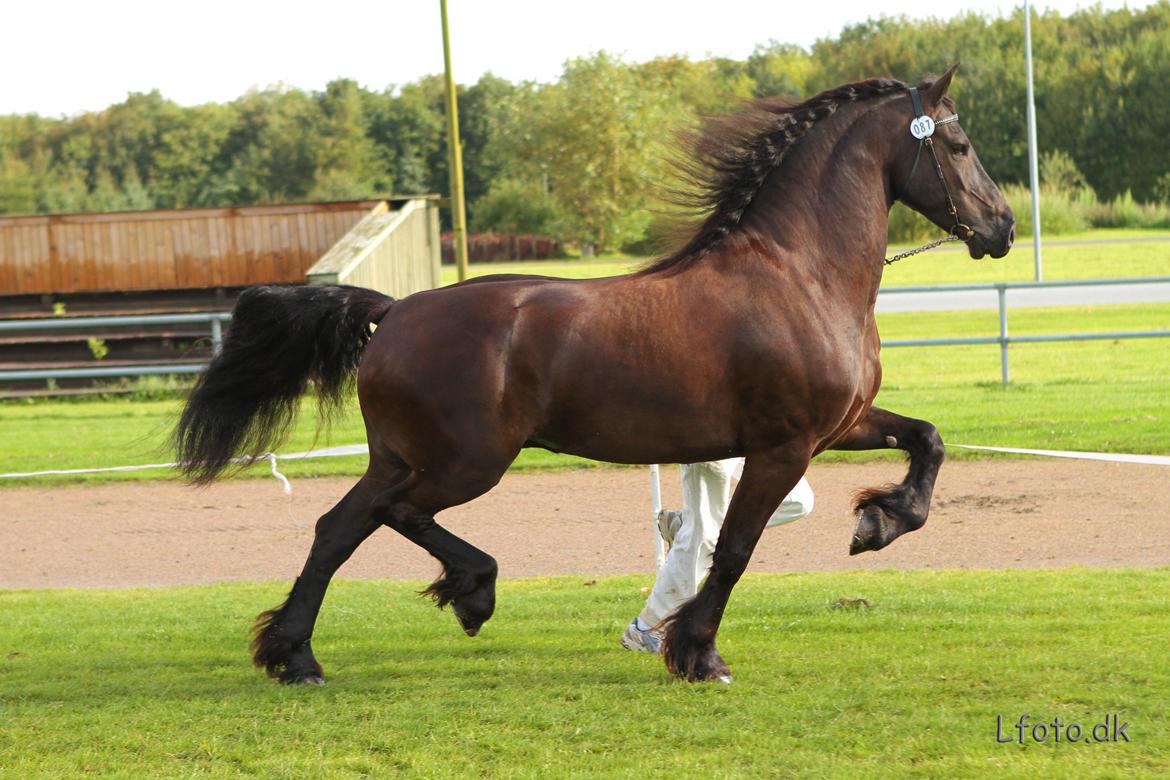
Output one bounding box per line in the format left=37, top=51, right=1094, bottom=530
left=649, top=464, right=666, bottom=570
left=1024, top=0, right=1043, bottom=281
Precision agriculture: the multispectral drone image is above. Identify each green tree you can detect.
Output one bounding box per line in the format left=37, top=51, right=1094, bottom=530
left=152, top=103, right=235, bottom=208
left=492, top=52, right=671, bottom=251
left=213, top=88, right=320, bottom=203
left=367, top=77, right=445, bottom=197
left=309, top=79, right=384, bottom=200
left=5, top=2, right=1170, bottom=229
left=745, top=41, right=814, bottom=98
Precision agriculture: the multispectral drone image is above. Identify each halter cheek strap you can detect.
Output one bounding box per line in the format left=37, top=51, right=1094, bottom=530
left=905, top=86, right=972, bottom=241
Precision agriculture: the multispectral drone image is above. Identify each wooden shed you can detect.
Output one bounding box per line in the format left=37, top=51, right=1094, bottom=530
left=0, top=200, right=387, bottom=296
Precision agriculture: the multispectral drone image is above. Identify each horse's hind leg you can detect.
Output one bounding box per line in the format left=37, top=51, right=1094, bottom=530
left=379, top=495, right=499, bottom=636
left=372, top=456, right=511, bottom=637
left=829, top=406, right=945, bottom=555
left=251, top=475, right=387, bottom=684
left=250, top=453, right=504, bottom=684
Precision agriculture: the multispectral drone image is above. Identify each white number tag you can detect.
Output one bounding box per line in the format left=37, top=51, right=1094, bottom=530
left=910, top=116, right=935, bottom=140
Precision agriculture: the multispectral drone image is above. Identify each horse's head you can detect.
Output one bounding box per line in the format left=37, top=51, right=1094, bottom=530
left=890, top=65, right=1015, bottom=259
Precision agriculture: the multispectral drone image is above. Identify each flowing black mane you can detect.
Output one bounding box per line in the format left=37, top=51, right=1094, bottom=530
left=642, top=77, right=908, bottom=274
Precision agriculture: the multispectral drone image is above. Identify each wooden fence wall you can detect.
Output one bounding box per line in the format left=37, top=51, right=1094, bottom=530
left=0, top=200, right=383, bottom=296
left=306, top=198, right=441, bottom=298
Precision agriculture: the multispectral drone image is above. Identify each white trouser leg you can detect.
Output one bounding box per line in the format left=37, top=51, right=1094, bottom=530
left=639, top=459, right=736, bottom=627
left=765, top=475, right=815, bottom=527
left=638, top=461, right=815, bottom=628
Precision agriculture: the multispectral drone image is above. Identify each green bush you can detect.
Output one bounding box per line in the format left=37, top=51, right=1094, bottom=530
left=1040, top=149, right=1090, bottom=193
left=1088, top=190, right=1170, bottom=230
left=470, top=178, right=560, bottom=235
left=887, top=202, right=938, bottom=244
left=1154, top=173, right=1170, bottom=204
left=1004, top=183, right=1094, bottom=237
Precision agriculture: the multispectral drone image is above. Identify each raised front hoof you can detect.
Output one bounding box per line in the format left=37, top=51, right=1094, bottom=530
left=849, top=504, right=896, bottom=555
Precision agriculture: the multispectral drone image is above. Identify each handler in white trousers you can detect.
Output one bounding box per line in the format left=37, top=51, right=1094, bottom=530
left=621, top=458, right=814, bottom=653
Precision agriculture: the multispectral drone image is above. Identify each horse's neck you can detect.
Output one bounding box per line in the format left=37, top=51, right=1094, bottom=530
left=738, top=105, right=894, bottom=301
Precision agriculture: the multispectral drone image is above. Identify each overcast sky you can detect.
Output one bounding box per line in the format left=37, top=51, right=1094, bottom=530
left=1, top=0, right=1152, bottom=117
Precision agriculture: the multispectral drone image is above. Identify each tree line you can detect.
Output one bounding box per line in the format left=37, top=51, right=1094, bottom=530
left=2, top=2, right=1169, bottom=253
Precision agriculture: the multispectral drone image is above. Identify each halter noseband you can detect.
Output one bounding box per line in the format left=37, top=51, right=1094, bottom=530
left=905, top=86, right=973, bottom=242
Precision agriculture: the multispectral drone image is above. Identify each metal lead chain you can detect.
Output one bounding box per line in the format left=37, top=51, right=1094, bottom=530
left=883, top=233, right=961, bottom=265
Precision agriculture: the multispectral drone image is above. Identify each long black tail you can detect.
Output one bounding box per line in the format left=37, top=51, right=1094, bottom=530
left=174, top=284, right=393, bottom=483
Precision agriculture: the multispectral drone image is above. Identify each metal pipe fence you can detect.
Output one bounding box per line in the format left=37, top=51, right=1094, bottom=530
left=0, top=312, right=230, bottom=382
left=880, top=276, right=1170, bottom=383
left=0, top=276, right=1167, bottom=385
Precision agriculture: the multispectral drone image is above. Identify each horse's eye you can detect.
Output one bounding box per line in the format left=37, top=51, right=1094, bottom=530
left=952, top=143, right=969, bottom=157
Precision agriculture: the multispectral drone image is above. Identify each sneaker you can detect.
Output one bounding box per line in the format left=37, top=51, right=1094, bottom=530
left=620, top=619, right=663, bottom=654
left=656, top=508, right=683, bottom=549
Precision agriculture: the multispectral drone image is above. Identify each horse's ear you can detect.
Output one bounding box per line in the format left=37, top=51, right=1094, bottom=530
left=923, top=63, right=959, bottom=106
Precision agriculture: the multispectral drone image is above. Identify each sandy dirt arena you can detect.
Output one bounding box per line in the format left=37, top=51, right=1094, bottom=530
left=2, top=459, right=1168, bottom=589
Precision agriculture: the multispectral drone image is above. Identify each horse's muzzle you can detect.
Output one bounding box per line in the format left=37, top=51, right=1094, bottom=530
left=967, top=217, right=1015, bottom=260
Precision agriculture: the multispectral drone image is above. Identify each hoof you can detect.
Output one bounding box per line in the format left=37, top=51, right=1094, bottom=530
left=849, top=505, right=894, bottom=555
left=454, top=605, right=485, bottom=637
left=290, top=675, right=325, bottom=686
left=279, top=672, right=325, bottom=686
left=848, top=534, right=868, bottom=556
left=664, top=642, right=732, bottom=683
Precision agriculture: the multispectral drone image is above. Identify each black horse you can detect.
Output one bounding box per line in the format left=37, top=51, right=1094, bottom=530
left=175, top=67, right=1013, bottom=684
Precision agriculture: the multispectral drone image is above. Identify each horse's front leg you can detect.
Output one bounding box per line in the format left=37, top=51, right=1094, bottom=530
left=829, top=406, right=945, bottom=555
left=660, top=450, right=809, bottom=682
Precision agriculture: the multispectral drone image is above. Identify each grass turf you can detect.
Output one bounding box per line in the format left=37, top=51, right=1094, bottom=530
left=1, top=301, right=1166, bottom=486
left=1, top=570, right=1167, bottom=777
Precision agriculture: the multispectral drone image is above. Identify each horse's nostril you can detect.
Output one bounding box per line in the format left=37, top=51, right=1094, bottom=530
left=1007, top=224, right=1016, bottom=245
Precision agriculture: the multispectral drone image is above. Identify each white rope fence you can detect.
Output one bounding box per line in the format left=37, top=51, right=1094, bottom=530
left=948, top=444, right=1170, bottom=466
left=2, top=442, right=1166, bottom=497
left=0, top=443, right=371, bottom=495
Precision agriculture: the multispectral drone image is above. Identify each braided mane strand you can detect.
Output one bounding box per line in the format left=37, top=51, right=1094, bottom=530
left=641, top=78, right=908, bottom=274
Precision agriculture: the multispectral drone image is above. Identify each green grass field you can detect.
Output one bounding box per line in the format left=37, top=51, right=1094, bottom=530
left=2, top=570, right=1167, bottom=777
left=439, top=229, right=1170, bottom=287
left=2, top=301, right=1166, bottom=486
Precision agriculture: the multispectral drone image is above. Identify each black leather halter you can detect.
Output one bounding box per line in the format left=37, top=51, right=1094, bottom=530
left=905, top=86, right=974, bottom=242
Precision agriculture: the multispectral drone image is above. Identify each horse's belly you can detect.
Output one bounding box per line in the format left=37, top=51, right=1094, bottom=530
left=527, top=426, right=742, bottom=466
left=531, top=386, right=742, bottom=466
